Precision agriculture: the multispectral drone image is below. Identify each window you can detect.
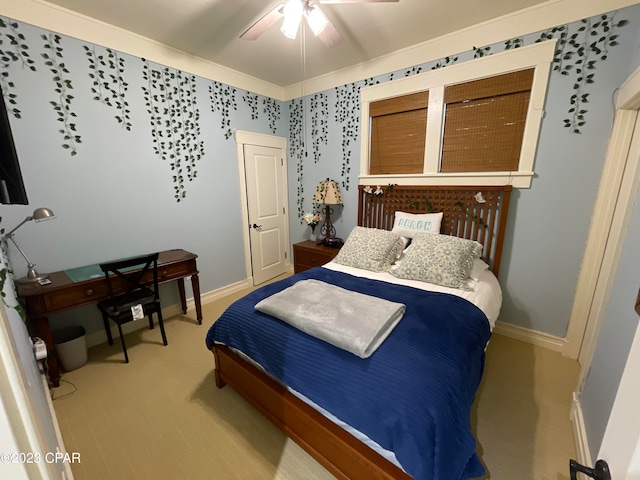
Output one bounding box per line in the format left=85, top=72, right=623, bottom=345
left=359, top=40, right=555, bottom=188
left=441, top=68, right=533, bottom=173
left=370, top=91, right=428, bottom=174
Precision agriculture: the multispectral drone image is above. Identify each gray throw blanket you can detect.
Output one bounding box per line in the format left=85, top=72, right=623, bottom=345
left=254, top=279, right=406, bottom=358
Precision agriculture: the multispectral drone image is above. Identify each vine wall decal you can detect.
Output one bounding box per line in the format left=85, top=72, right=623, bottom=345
left=537, top=13, right=628, bottom=133
left=431, top=56, right=458, bottom=70
left=289, top=98, right=305, bottom=220
left=472, top=11, right=628, bottom=134
left=0, top=226, right=26, bottom=321
left=243, top=92, right=259, bottom=120
left=209, top=81, right=237, bottom=140
left=504, top=37, right=524, bottom=50
left=263, top=97, right=281, bottom=134
left=404, top=66, right=423, bottom=76
left=472, top=45, right=492, bottom=58
left=41, top=33, right=81, bottom=156
left=0, top=18, right=36, bottom=119
left=142, top=60, right=204, bottom=202
left=309, top=92, right=327, bottom=163
left=84, top=45, right=131, bottom=130
left=334, top=82, right=360, bottom=192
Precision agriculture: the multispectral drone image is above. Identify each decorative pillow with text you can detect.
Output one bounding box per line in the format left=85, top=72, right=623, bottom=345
left=391, top=211, right=443, bottom=238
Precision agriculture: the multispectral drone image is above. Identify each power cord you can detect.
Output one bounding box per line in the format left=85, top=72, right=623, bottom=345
left=51, top=379, right=78, bottom=401
left=42, top=360, right=78, bottom=400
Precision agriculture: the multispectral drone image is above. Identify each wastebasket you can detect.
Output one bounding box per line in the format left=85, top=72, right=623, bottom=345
left=53, top=326, right=87, bottom=372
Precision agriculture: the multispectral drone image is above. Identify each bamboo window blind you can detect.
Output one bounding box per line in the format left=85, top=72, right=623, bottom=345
left=440, top=68, right=534, bottom=173
left=369, top=91, right=428, bottom=175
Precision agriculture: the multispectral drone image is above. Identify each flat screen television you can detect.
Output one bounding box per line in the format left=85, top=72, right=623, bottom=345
left=0, top=88, right=28, bottom=205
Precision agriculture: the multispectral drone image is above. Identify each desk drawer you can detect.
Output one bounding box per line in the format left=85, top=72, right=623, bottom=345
left=157, top=259, right=197, bottom=283
left=41, top=282, right=110, bottom=313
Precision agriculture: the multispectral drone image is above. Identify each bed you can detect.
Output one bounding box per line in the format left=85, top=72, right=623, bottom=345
left=206, top=185, right=512, bottom=480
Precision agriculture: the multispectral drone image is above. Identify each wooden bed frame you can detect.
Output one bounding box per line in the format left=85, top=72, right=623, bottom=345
left=213, top=185, right=512, bottom=480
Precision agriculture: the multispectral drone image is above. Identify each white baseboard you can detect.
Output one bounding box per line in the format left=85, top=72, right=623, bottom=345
left=186, top=278, right=251, bottom=310
left=493, top=320, right=566, bottom=352
left=570, top=392, right=592, bottom=465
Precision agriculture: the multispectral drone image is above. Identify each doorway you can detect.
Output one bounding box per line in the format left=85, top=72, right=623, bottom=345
left=569, top=66, right=640, bottom=475
left=235, top=131, right=290, bottom=285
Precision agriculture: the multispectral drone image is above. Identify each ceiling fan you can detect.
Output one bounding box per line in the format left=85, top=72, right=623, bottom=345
left=240, top=0, right=400, bottom=48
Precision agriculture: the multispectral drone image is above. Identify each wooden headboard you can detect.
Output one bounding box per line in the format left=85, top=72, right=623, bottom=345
left=357, top=185, right=512, bottom=276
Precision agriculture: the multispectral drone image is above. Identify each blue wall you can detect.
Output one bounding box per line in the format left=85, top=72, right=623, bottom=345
left=290, top=5, right=640, bottom=340
left=0, top=21, right=287, bottom=334
left=1, top=6, right=639, bottom=348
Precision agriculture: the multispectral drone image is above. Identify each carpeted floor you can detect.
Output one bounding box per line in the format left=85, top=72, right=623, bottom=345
left=52, top=284, right=579, bottom=479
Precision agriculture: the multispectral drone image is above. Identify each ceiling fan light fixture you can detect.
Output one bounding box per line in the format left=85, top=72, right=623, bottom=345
left=281, top=0, right=304, bottom=39
left=305, top=4, right=329, bottom=36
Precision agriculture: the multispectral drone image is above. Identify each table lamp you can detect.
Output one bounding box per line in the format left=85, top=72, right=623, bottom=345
left=2, top=207, right=56, bottom=284
left=314, top=179, right=343, bottom=246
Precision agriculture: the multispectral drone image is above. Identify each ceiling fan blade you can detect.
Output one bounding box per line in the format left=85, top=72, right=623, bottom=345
left=317, top=21, right=344, bottom=47
left=240, top=3, right=285, bottom=40
left=320, top=0, right=399, bottom=4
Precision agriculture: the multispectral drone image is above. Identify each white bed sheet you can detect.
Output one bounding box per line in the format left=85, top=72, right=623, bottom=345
left=322, top=261, right=502, bottom=330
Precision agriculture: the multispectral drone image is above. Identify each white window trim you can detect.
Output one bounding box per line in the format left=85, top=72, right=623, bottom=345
left=359, top=40, right=556, bottom=188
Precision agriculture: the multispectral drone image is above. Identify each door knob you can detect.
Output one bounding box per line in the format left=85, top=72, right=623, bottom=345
left=252, top=223, right=263, bottom=231
left=569, top=459, right=611, bottom=480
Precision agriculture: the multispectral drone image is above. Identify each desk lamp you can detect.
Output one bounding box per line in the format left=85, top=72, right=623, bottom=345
left=314, top=179, right=343, bottom=246
left=3, top=207, right=56, bottom=284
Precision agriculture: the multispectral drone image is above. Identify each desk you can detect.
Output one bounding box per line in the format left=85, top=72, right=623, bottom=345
left=17, top=249, right=202, bottom=387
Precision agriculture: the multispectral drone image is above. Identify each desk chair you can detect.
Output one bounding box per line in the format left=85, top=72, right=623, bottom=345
left=97, top=252, right=167, bottom=363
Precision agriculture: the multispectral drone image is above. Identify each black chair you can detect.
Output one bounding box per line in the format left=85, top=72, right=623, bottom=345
left=97, top=252, right=167, bottom=363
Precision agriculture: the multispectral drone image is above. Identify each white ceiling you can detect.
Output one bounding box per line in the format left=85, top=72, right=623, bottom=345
left=38, top=0, right=551, bottom=87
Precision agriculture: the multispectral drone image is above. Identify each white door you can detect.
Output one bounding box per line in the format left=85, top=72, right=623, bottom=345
left=244, top=143, right=288, bottom=285
left=597, top=319, right=640, bottom=478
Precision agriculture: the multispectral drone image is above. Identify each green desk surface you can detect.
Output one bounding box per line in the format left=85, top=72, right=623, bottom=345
left=64, top=264, right=103, bottom=282
left=65, top=258, right=144, bottom=283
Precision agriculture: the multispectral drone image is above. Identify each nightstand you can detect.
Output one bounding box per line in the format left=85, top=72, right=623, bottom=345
left=293, top=240, right=341, bottom=274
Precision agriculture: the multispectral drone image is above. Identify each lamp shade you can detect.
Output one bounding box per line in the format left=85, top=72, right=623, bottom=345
left=32, top=207, right=55, bottom=221
left=2, top=206, right=56, bottom=284
left=314, top=179, right=343, bottom=205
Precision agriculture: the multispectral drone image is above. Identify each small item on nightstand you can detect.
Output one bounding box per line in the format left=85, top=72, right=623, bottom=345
left=323, top=237, right=344, bottom=248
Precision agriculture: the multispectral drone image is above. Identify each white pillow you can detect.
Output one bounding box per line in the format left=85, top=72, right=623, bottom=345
left=391, top=211, right=443, bottom=238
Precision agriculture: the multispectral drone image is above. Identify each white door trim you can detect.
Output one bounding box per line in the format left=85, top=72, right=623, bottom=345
left=564, top=65, right=640, bottom=361
left=569, top=65, right=640, bottom=474
left=235, top=130, right=289, bottom=283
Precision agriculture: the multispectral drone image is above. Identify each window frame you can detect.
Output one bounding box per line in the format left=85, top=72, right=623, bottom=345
left=359, top=40, right=556, bottom=188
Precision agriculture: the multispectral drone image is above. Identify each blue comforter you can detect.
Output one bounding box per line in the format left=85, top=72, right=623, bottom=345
left=206, top=267, right=491, bottom=480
